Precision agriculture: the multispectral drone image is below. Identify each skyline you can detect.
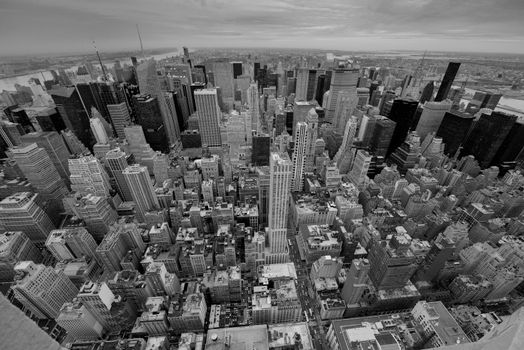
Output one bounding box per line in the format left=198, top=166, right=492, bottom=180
left=1, top=0, right=524, bottom=55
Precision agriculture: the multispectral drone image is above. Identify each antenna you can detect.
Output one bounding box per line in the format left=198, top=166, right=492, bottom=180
left=136, top=24, right=145, bottom=60
left=92, top=41, right=107, bottom=81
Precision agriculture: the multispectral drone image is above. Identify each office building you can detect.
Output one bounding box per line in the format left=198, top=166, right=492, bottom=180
left=11, top=261, right=78, bottom=319
left=334, top=116, right=358, bottom=174
left=341, top=258, right=370, bottom=304
left=123, top=164, right=160, bottom=221
left=105, top=148, right=132, bottom=201
left=68, top=155, right=111, bottom=196
left=63, top=193, right=118, bottom=241
left=291, top=110, right=317, bottom=192
left=76, top=281, right=120, bottom=330
left=132, top=94, right=170, bottom=152
left=368, top=116, right=396, bottom=157
left=298, top=224, right=342, bottom=264
left=211, top=60, right=235, bottom=103
left=295, top=68, right=317, bottom=101
left=56, top=301, right=104, bottom=341
left=20, top=131, right=71, bottom=184
left=0, top=192, right=55, bottom=245
left=252, top=133, right=270, bottom=166
left=326, top=68, right=359, bottom=122
left=268, top=152, right=292, bottom=253
left=89, top=113, right=109, bottom=145
left=137, top=59, right=180, bottom=143
left=461, top=111, right=517, bottom=167
left=415, top=100, right=452, bottom=139
left=61, top=129, right=89, bottom=156
left=107, top=103, right=131, bottom=140
left=195, top=89, right=222, bottom=147
left=247, top=82, right=260, bottom=133
left=45, top=227, right=99, bottom=262
left=168, top=292, right=207, bottom=333
left=348, top=150, right=372, bottom=188
left=386, top=98, right=419, bottom=156
left=436, top=110, right=474, bottom=157
left=435, top=62, right=461, bottom=102
left=0, top=231, right=42, bottom=282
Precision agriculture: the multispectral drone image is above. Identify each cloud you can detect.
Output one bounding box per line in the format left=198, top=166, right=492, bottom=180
left=0, top=0, right=523, bottom=55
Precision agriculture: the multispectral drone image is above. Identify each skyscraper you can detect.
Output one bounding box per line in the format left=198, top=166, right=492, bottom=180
left=385, top=97, right=419, bottom=156
left=56, top=302, right=105, bottom=341
left=105, top=148, right=132, bottom=201
left=89, top=114, right=109, bottom=145
left=435, top=62, right=460, bottom=102
left=348, top=150, right=372, bottom=188
left=368, top=116, right=396, bottom=157
left=211, top=60, right=235, bottom=106
left=291, top=109, right=318, bottom=191
left=247, top=82, right=260, bottom=133
left=137, top=59, right=180, bottom=144
left=295, top=68, right=317, bottom=101
left=414, top=100, right=452, bottom=139
left=11, top=261, right=78, bottom=319
left=268, top=152, right=292, bottom=253
left=123, top=164, right=160, bottom=221
left=0, top=192, right=55, bottom=245
left=107, top=103, right=131, bottom=140
left=132, top=94, right=170, bottom=153
left=45, top=227, right=99, bottom=262
left=461, top=111, right=517, bottom=167
left=325, top=68, right=359, bottom=122
left=436, top=110, right=474, bottom=157
left=0, top=231, right=42, bottom=282
left=194, top=88, right=222, bottom=147
left=334, top=116, right=359, bottom=174
left=68, top=155, right=111, bottom=196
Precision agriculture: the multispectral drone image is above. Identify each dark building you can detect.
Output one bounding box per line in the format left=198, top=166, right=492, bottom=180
left=368, top=116, right=396, bottom=157
left=436, top=110, right=474, bottom=157
left=465, top=91, right=503, bottom=114
left=254, top=62, right=260, bottom=82
left=315, top=73, right=326, bottom=105
left=232, top=62, right=243, bottom=79
left=6, top=107, right=34, bottom=133
left=435, top=62, right=460, bottom=102
left=274, top=113, right=286, bottom=136
left=323, top=70, right=332, bottom=93
left=193, top=65, right=207, bottom=84
left=172, top=90, right=190, bottom=132
left=460, top=111, right=517, bottom=168
left=35, top=107, right=66, bottom=132
left=385, top=98, right=418, bottom=156
left=491, top=120, right=524, bottom=166
left=130, top=56, right=138, bottom=67
left=285, top=109, right=294, bottom=135
left=252, top=133, right=270, bottom=166
left=180, top=130, right=202, bottom=149
left=419, top=81, right=434, bottom=104
left=132, top=95, right=169, bottom=153
left=305, top=69, right=317, bottom=101
left=49, top=87, right=95, bottom=149
left=379, top=90, right=396, bottom=116
left=190, top=83, right=206, bottom=112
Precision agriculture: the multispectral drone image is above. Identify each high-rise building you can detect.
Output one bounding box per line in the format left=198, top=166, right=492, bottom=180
left=0, top=231, right=42, bottom=282
left=132, top=95, right=170, bottom=153
left=105, top=148, right=132, bottom=201
left=8, top=143, right=69, bottom=218
left=291, top=110, right=318, bottom=191
left=107, top=103, right=131, bottom=140
left=415, top=100, right=452, bottom=139
left=137, top=59, right=180, bottom=143
left=123, top=164, right=160, bottom=221
left=45, top=227, right=99, bottom=262
left=268, top=152, right=292, bottom=253
left=435, top=62, right=461, bottom=102
left=251, top=133, right=270, bottom=166
left=292, top=101, right=316, bottom=138
left=194, top=88, right=222, bottom=147
left=348, top=150, right=372, bottom=188
left=341, top=258, right=370, bottom=304
left=385, top=98, right=419, bottom=156
left=76, top=281, right=120, bottom=331
left=211, top=60, right=235, bottom=104
left=247, top=83, right=260, bottom=133
left=436, top=110, right=474, bottom=157
left=57, top=301, right=105, bottom=341
left=419, top=81, right=434, bottom=104
left=68, top=155, right=111, bottom=196
left=0, top=192, right=55, bottom=245
left=461, top=111, right=517, bottom=167
left=20, top=131, right=71, bottom=184
left=492, top=121, right=524, bottom=166
left=325, top=68, right=359, bottom=122
left=368, top=116, right=396, bottom=157
left=11, top=261, right=78, bottom=319
left=61, top=129, right=89, bottom=156
left=466, top=91, right=503, bottom=113
left=334, top=116, right=358, bottom=174
left=49, top=86, right=96, bottom=149
left=295, top=68, right=317, bottom=101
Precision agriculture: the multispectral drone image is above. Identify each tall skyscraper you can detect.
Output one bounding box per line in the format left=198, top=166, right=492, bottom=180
left=105, top=148, right=132, bottom=201
left=435, top=62, right=461, bottom=102
left=325, top=68, right=359, bottom=122
left=107, top=103, right=131, bottom=140
left=123, top=164, right=160, bottom=221
left=247, top=82, right=260, bottom=133
left=295, top=68, right=317, bottom=101
left=45, top=227, right=99, bottom=262
left=461, top=111, right=517, bottom=167
left=385, top=97, right=419, bottom=156
left=268, top=152, right=292, bottom=253
left=132, top=94, right=170, bottom=153
left=68, top=155, right=111, bottom=196
left=348, top=150, right=372, bottom=188
left=137, top=59, right=180, bottom=144
left=414, top=100, right=452, bottom=140
left=211, top=60, right=234, bottom=106
left=436, top=111, right=474, bottom=157
left=291, top=109, right=318, bottom=191
left=194, top=88, right=222, bottom=147
left=0, top=192, right=55, bottom=245
left=334, top=116, right=359, bottom=174
left=20, top=131, right=71, bottom=184
left=11, top=261, right=78, bottom=319
left=8, top=143, right=69, bottom=218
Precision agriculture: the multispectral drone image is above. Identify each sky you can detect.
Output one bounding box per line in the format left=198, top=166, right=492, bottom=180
left=1, top=0, right=524, bottom=56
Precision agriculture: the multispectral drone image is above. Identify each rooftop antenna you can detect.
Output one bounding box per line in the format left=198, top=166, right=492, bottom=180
left=92, top=40, right=107, bottom=81
left=136, top=24, right=146, bottom=60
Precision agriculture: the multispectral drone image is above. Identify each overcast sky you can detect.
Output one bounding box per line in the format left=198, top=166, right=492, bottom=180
left=1, top=0, right=524, bottom=56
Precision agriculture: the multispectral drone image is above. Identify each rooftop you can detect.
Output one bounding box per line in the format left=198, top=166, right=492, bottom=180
left=205, top=325, right=269, bottom=350
left=268, top=323, right=313, bottom=350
